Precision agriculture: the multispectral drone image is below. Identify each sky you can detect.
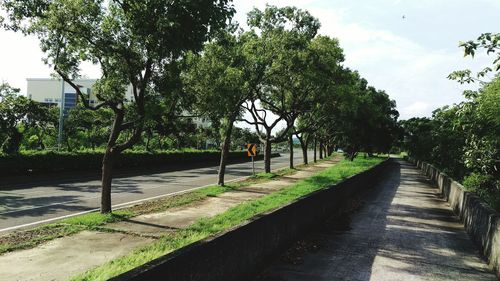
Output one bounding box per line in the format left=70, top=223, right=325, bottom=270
left=0, top=0, right=499, bottom=120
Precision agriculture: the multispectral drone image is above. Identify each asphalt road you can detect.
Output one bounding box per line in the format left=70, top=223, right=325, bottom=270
left=0, top=151, right=313, bottom=233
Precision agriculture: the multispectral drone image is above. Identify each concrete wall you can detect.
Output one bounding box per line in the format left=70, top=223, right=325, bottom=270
left=111, top=159, right=391, bottom=281
left=412, top=159, right=500, bottom=277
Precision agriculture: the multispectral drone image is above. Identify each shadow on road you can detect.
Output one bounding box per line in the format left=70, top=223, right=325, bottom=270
left=0, top=194, right=92, bottom=219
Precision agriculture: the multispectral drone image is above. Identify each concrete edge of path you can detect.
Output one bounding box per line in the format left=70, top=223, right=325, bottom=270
left=110, top=159, right=392, bottom=281
left=412, top=158, right=500, bottom=278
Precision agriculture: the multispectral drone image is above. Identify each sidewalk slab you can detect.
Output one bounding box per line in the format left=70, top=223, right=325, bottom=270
left=107, top=158, right=341, bottom=237
left=0, top=157, right=341, bottom=281
left=0, top=231, right=153, bottom=281
left=107, top=196, right=241, bottom=234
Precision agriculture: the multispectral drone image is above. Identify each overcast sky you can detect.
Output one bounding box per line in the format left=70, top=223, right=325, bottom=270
left=0, top=0, right=498, bottom=120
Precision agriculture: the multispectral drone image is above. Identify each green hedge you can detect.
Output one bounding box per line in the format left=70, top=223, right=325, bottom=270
left=0, top=150, right=272, bottom=177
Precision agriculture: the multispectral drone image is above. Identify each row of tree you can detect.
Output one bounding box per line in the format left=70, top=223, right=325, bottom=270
left=401, top=33, right=499, bottom=210
left=1, top=2, right=399, bottom=213
left=0, top=93, right=260, bottom=153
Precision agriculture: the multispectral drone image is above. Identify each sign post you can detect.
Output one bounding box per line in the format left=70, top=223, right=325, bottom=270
left=247, top=143, right=257, bottom=175
left=57, top=79, right=65, bottom=150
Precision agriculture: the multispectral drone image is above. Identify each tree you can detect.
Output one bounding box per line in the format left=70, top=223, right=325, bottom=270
left=291, top=35, right=345, bottom=165
left=231, top=127, right=260, bottom=150
left=459, top=79, right=500, bottom=201
left=24, top=104, right=59, bottom=150
left=448, top=32, right=499, bottom=84
left=184, top=29, right=255, bottom=185
left=445, top=33, right=500, bottom=209
left=0, top=82, right=51, bottom=154
left=65, top=105, right=113, bottom=150
left=241, top=5, right=321, bottom=173
left=2, top=0, right=234, bottom=213
left=401, top=78, right=499, bottom=210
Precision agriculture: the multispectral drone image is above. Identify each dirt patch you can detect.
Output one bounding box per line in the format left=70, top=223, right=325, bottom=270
left=0, top=230, right=153, bottom=281
left=255, top=196, right=366, bottom=281
left=281, top=237, right=323, bottom=265
left=0, top=224, right=85, bottom=254
left=0, top=192, right=208, bottom=254
left=323, top=197, right=364, bottom=233
left=126, top=192, right=206, bottom=215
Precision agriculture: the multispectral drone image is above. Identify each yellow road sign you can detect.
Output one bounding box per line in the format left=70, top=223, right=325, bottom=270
left=247, top=143, right=257, bottom=157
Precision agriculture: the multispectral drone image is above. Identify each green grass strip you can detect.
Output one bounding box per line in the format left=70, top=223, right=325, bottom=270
left=0, top=165, right=298, bottom=255
left=71, top=157, right=383, bottom=281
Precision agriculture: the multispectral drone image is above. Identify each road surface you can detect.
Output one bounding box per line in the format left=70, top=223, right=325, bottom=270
left=0, top=151, right=313, bottom=233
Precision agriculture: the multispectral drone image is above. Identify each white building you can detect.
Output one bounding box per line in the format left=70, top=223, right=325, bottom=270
left=26, top=78, right=211, bottom=127
left=26, top=78, right=134, bottom=110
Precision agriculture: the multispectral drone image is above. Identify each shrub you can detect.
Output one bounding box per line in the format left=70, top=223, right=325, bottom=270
left=463, top=173, right=500, bottom=211
left=0, top=150, right=272, bottom=177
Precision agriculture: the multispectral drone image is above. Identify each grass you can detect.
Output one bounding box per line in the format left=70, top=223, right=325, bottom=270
left=0, top=210, right=134, bottom=254
left=0, top=162, right=305, bottom=255
left=71, top=156, right=383, bottom=281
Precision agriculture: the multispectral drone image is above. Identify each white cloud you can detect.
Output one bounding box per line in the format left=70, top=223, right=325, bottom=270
left=298, top=5, right=492, bottom=120
left=1, top=0, right=497, bottom=122
left=0, top=30, right=101, bottom=95
left=402, top=101, right=430, bottom=117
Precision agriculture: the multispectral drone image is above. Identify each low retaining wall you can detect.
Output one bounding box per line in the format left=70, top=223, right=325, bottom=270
left=112, top=159, right=392, bottom=281
left=411, top=159, right=500, bottom=277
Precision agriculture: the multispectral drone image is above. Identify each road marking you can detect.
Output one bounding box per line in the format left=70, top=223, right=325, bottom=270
left=0, top=153, right=310, bottom=233
left=0, top=176, right=247, bottom=233
left=0, top=167, right=261, bottom=215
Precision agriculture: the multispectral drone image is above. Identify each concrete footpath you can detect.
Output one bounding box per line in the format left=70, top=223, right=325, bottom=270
left=257, top=160, right=498, bottom=281
left=0, top=158, right=339, bottom=281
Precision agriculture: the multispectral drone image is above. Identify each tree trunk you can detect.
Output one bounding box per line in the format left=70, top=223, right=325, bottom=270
left=264, top=133, right=272, bottom=173
left=37, top=135, right=45, bottom=150
left=297, top=135, right=308, bottom=165
left=217, top=118, right=234, bottom=186
left=313, top=138, right=317, bottom=163
left=145, top=135, right=151, bottom=152
left=158, top=136, right=163, bottom=150
left=319, top=141, right=323, bottom=159
left=100, top=108, right=125, bottom=213
left=289, top=134, right=294, bottom=169
left=101, top=147, right=116, bottom=213
left=349, top=151, right=357, bottom=161
left=66, top=138, right=72, bottom=152
left=2, top=128, right=23, bottom=154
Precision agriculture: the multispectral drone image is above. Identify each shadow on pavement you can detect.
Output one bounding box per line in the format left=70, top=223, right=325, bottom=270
left=254, top=160, right=496, bottom=281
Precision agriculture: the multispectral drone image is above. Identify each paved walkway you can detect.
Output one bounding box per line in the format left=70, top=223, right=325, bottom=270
left=257, top=160, right=497, bottom=281
left=0, top=158, right=339, bottom=281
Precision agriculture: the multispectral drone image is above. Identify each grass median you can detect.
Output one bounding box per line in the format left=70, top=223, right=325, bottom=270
left=71, top=156, right=384, bottom=281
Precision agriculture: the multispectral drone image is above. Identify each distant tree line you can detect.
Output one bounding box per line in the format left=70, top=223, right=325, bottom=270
left=1, top=2, right=399, bottom=213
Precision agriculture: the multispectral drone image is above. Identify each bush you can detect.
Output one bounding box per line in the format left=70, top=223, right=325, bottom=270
left=463, top=173, right=500, bottom=211
left=0, top=150, right=273, bottom=177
